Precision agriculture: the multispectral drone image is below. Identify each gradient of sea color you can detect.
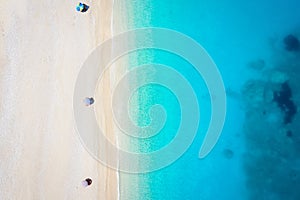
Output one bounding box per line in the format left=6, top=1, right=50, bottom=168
left=120, top=0, right=300, bottom=199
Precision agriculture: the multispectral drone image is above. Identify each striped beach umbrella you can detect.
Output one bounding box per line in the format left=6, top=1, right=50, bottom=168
left=76, top=3, right=89, bottom=12
left=76, top=3, right=84, bottom=12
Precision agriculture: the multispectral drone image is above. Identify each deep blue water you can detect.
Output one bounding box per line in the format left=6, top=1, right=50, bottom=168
left=120, top=1, right=300, bottom=199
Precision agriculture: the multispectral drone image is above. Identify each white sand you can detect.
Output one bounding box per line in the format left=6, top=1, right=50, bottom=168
left=0, top=0, right=127, bottom=199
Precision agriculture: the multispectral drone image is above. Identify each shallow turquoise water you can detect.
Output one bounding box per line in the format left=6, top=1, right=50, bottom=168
left=120, top=1, right=300, bottom=199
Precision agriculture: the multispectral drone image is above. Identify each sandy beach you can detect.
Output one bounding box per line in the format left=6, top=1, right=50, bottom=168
left=0, top=0, right=126, bottom=199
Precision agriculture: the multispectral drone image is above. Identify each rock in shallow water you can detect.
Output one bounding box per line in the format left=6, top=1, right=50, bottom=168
left=273, top=81, right=297, bottom=124
left=247, top=59, right=265, bottom=70
left=223, top=148, right=234, bottom=159
left=283, top=34, right=300, bottom=52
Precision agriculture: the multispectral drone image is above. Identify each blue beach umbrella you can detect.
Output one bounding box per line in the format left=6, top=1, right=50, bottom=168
left=84, top=97, right=94, bottom=106
left=76, top=2, right=89, bottom=12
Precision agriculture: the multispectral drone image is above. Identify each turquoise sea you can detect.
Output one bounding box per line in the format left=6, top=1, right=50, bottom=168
left=119, top=1, right=300, bottom=199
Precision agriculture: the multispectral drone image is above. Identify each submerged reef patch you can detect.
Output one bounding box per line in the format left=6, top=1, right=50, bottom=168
left=283, top=34, right=300, bottom=52
left=273, top=81, right=297, bottom=124
left=269, top=70, right=289, bottom=85
left=223, top=148, right=234, bottom=159
left=241, top=80, right=273, bottom=108
left=247, top=59, right=266, bottom=70
left=242, top=32, right=300, bottom=199
left=286, top=130, right=293, bottom=137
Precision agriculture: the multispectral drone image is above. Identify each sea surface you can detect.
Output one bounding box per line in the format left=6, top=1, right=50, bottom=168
left=118, top=1, right=300, bottom=199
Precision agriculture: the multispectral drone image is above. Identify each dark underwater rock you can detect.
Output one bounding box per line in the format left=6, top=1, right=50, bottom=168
left=283, top=34, right=300, bottom=52
left=247, top=59, right=265, bottom=70
left=286, top=130, right=293, bottom=137
left=273, top=81, right=297, bottom=124
left=223, top=148, right=234, bottom=159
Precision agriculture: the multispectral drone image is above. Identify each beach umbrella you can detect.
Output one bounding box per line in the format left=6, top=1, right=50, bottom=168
left=76, top=3, right=89, bottom=13
left=82, top=178, right=93, bottom=187
left=84, top=97, right=95, bottom=106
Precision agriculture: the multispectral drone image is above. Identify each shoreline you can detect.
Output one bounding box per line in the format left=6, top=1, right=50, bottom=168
left=93, top=0, right=132, bottom=199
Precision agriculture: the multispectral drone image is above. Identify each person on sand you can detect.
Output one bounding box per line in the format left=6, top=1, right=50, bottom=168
left=84, top=97, right=94, bottom=106
left=76, top=2, right=89, bottom=13
left=82, top=178, right=92, bottom=187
